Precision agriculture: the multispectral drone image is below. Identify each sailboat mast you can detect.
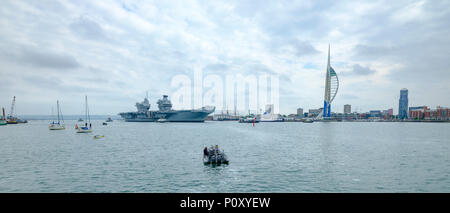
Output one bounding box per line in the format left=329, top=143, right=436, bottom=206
left=86, top=96, right=91, bottom=124
left=51, top=106, right=54, bottom=123
left=84, top=97, right=86, bottom=122
left=59, top=101, right=64, bottom=124
left=57, top=100, right=60, bottom=124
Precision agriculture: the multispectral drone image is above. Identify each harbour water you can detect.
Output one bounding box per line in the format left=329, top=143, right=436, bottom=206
left=0, top=120, right=449, bottom=192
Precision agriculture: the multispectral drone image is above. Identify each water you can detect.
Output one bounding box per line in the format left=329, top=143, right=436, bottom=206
left=0, top=120, right=449, bottom=192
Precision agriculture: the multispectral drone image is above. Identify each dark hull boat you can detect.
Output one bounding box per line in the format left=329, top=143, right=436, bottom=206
left=203, top=146, right=229, bottom=165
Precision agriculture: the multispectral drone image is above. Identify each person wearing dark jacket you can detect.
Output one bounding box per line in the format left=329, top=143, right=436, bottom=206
left=203, top=147, right=209, bottom=157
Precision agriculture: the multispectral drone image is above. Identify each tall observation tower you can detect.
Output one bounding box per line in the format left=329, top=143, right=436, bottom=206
left=319, top=45, right=339, bottom=119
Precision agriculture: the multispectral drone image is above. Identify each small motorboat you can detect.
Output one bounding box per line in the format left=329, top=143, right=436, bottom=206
left=93, top=135, right=104, bottom=139
left=203, top=145, right=229, bottom=165
left=157, top=118, right=167, bottom=123
left=303, top=119, right=314, bottom=123
left=106, top=117, right=113, bottom=122
left=102, top=122, right=107, bottom=125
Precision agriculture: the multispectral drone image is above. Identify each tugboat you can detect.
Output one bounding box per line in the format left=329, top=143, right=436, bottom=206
left=238, top=116, right=260, bottom=123
left=203, top=145, right=229, bottom=165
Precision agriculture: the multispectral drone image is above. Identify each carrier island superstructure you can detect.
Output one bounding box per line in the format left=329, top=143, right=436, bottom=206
left=119, top=95, right=215, bottom=122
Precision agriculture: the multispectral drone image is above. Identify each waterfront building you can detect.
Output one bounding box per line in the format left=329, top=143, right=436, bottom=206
left=430, top=106, right=450, bottom=120
left=381, top=108, right=394, bottom=119
left=398, top=88, right=409, bottom=119
left=342, top=112, right=359, bottom=120
left=360, top=113, right=368, bottom=119
left=286, top=114, right=298, bottom=121
left=408, top=106, right=449, bottom=120
left=297, top=108, right=304, bottom=118
left=437, top=106, right=449, bottom=120
left=369, top=110, right=382, bottom=119
left=409, top=106, right=428, bottom=120
left=320, top=45, right=339, bottom=119
left=344, top=104, right=351, bottom=114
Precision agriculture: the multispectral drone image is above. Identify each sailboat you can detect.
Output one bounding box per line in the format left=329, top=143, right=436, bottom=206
left=49, top=100, right=65, bottom=130
left=76, top=95, right=93, bottom=133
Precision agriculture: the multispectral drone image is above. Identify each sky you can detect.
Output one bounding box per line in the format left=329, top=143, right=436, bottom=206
left=1, top=0, right=449, bottom=115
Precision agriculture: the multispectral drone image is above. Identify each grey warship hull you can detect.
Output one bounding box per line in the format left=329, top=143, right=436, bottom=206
left=118, top=95, right=215, bottom=122
left=119, top=110, right=214, bottom=122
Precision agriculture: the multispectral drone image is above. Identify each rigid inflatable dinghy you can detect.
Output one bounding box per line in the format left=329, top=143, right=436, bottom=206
left=203, top=145, right=229, bottom=165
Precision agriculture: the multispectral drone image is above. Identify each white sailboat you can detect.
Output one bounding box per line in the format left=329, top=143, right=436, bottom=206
left=49, top=100, right=65, bottom=130
left=76, top=96, right=93, bottom=133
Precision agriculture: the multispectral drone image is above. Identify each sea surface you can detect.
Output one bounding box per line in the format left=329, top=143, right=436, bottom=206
left=0, top=120, right=449, bottom=192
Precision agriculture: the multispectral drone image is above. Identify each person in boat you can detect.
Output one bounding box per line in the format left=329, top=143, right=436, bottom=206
left=85, top=122, right=88, bottom=127
left=203, top=147, right=208, bottom=157
left=90, top=123, right=92, bottom=128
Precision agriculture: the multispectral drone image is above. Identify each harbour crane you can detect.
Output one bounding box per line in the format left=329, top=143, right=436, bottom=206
left=8, top=96, right=16, bottom=119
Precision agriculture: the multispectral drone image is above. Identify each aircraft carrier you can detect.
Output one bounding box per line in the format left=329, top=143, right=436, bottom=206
left=119, top=95, right=215, bottom=122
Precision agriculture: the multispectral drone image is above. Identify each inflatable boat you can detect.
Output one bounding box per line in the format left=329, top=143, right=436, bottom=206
left=203, top=145, right=229, bottom=165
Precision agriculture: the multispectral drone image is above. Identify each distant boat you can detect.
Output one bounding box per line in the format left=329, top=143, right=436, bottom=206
left=238, top=116, right=260, bottom=123
left=6, top=96, right=27, bottom=124
left=0, top=108, right=6, bottom=126
left=16, top=119, right=27, bottom=123
left=78, top=118, right=83, bottom=122
left=102, top=122, right=107, bottom=125
left=106, top=117, right=113, bottom=122
left=157, top=118, right=167, bottom=123
left=76, top=96, right=93, bottom=133
left=303, top=119, right=314, bottom=123
left=94, top=135, right=104, bottom=139
left=6, top=119, right=17, bottom=124
left=49, top=100, right=65, bottom=130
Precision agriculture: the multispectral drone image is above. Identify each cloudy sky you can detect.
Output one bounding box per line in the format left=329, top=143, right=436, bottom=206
left=1, top=0, right=449, bottom=115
